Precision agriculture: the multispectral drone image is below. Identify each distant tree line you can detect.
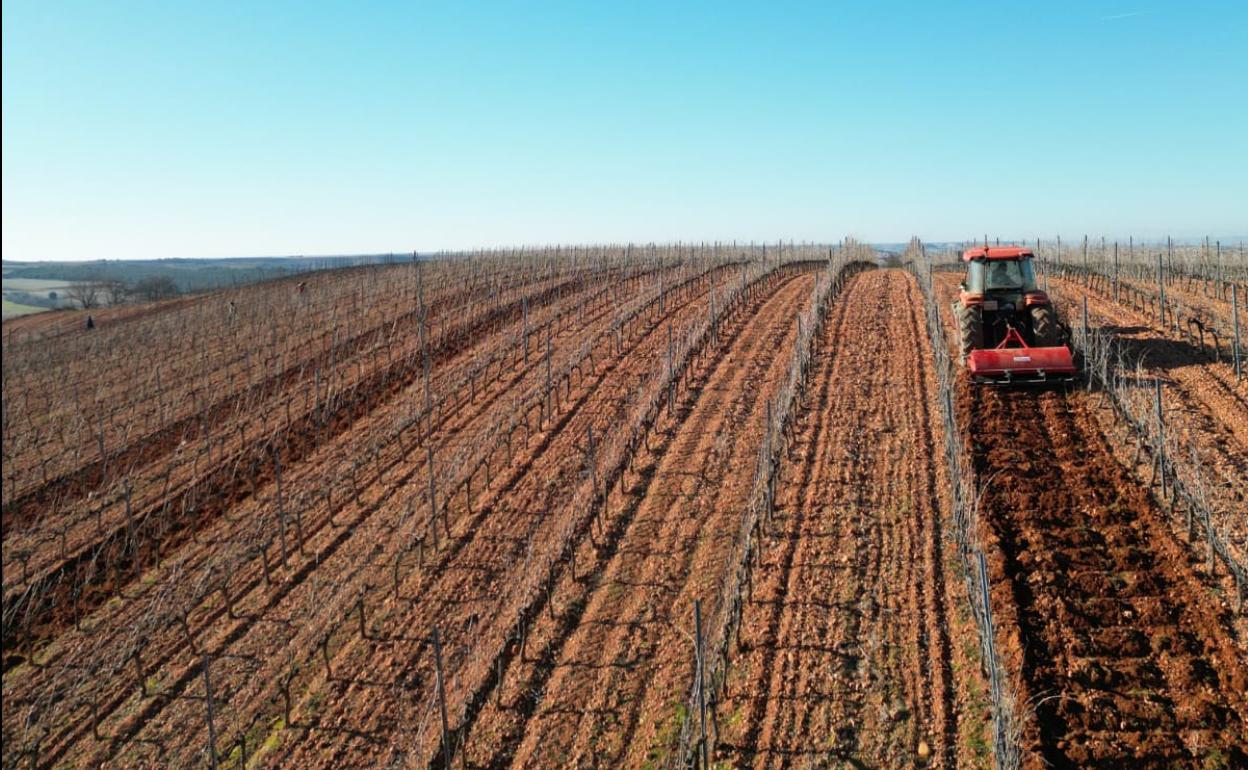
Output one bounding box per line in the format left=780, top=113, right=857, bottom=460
left=3, top=290, right=63, bottom=310
left=63, top=275, right=181, bottom=309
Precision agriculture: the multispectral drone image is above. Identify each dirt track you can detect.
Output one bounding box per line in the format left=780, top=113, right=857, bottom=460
left=715, top=269, right=972, bottom=768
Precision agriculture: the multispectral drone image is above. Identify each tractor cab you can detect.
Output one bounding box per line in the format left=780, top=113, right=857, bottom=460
left=958, top=248, right=1047, bottom=348
left=963, top=254, right=1039, bottom=295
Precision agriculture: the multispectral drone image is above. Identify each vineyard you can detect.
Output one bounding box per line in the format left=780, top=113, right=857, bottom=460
left=2, top=241, right=1246, bottom=770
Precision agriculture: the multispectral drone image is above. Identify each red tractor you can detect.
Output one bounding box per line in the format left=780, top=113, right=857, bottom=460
left=953, top=246, right=1077, bottom=384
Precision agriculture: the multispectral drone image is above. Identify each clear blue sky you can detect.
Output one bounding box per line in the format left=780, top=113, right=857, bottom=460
left=3, top=1, right=1246, bottom=260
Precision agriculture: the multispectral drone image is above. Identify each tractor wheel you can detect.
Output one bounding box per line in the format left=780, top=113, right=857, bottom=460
left=957, top=303, right=983, bottom=363
left=1031, top=305, right=1061, bottom=346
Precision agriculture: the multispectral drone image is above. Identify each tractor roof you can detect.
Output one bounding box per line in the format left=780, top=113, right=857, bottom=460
left=962, top=246, right=1034, bottom=262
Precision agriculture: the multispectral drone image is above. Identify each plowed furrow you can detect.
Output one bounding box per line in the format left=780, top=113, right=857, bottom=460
left=723, top=266, right=857, bottom=763
left=20, top=266, right=693, bottom=767
left=453, top=268, right=814, bottom=769
left=1114, top=273, right=1246, bottom=332
left=5, top=262, right=588, bottom=508
left=2, top=273, right=612, bottom=661
left=3, top=269, right=581, bottom=533
left=719, top=270, right=957, bottom=768
left=1052, top=276, right=1248, bottom=424
left=107, top=264, right=745, bottom=769
left=8, top=265, right=618, bottom=676
left=965, top=385, right=1248, bottom=770
left=1046, top=276, right=1248, bottom=566
left=482, top=272, right=815, bottom=769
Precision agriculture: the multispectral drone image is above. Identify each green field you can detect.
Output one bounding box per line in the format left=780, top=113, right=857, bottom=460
left=1, top=277, right=79, bottom=293
left=2, top=277, right=79, bottom=317
left=2, top=297, right=49, bottom=319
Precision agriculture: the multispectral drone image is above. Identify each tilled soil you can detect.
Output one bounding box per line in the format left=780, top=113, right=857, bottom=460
left=2, top=265, right=599, bottom=659
left=1113, top=273, right=1247, bottom=333
left=932, top=269, right=1248, bottom=767
left=458, top=271, right=817, bottom=769
left=1046, top=275, right=1248, bottom=568
left=10, top=259, right=1243, bottom=770
left=2, top=258, right=721, bottom=768
left=964, top=385, right=1248, bottom=769
left=1049, top=275, right=1248, bottom=445
left=716, top=269, right=968, bottom=768
left=259, top=265, right=792, bottom=769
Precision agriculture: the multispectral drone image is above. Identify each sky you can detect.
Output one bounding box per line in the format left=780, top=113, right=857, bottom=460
left=3, top=1, right=1246, bottom=261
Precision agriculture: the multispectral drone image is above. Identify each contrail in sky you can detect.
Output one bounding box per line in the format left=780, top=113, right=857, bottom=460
left=1101, top=10, right=1152, bottom=21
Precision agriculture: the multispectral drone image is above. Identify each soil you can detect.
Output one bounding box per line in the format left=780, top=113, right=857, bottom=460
left=260, top=264, right=809, bottom=769
left=964, top=385, right=1248, bottom=769
left=1046, top=275, right=1248, bottom=573
left=714, top=269, right=975, bottom=769
left=1114, top=272, right=1247, bottom=332
left=931, top=271, right=1248, bottom=768
left=2, top=257, right=720, bottom=767
left=7, top=258, right=1243, bottom=770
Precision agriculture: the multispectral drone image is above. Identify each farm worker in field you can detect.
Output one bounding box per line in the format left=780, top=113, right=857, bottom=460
left=297, top=281, right=307, bottom=295
left=228, top=300, right=237, bottom=319
left=85, top=315, right=95, bottom=330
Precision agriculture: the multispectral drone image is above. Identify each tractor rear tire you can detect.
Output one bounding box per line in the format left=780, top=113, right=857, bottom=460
left=957, top=303, right=983, bottom=364
left=1031, top=306, right=1060, bottom=346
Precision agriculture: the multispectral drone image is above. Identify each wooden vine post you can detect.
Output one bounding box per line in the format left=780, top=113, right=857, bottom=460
left=433, top=627, right=452, bottom=770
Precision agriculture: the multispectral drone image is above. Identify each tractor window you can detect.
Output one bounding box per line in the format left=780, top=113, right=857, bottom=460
left=985, top=260, right=1025, bottom=290
left=965, top=262, right=985, bottom=292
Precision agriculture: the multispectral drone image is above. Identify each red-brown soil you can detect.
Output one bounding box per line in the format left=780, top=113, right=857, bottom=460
left=714, top=269, right=978, bottom=768
left=261, top=264, right=809, bottom=768
left=7, top=253, right=1241, bottom=770
left=1, top=296, right=197, bottom=345
left=454, top=270, right=817, bottom=769
left=1045, top=275, right=1248, bottom=572
left=2, top=252, right=738, bottom=767
left=932, top=271, right=1248, bottom=768
left=964, top=386, right=1248, bottom=769
left=2, top=263, right=650, bottom=668
left=1113, top=271, right=1247, bottom=333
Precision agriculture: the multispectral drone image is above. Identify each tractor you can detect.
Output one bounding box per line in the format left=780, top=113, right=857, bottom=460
left=953, top=246, right=1077, bottom=384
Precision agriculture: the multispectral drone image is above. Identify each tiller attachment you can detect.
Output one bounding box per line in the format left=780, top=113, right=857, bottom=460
left=967, top=326, right=1077, bottom=385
